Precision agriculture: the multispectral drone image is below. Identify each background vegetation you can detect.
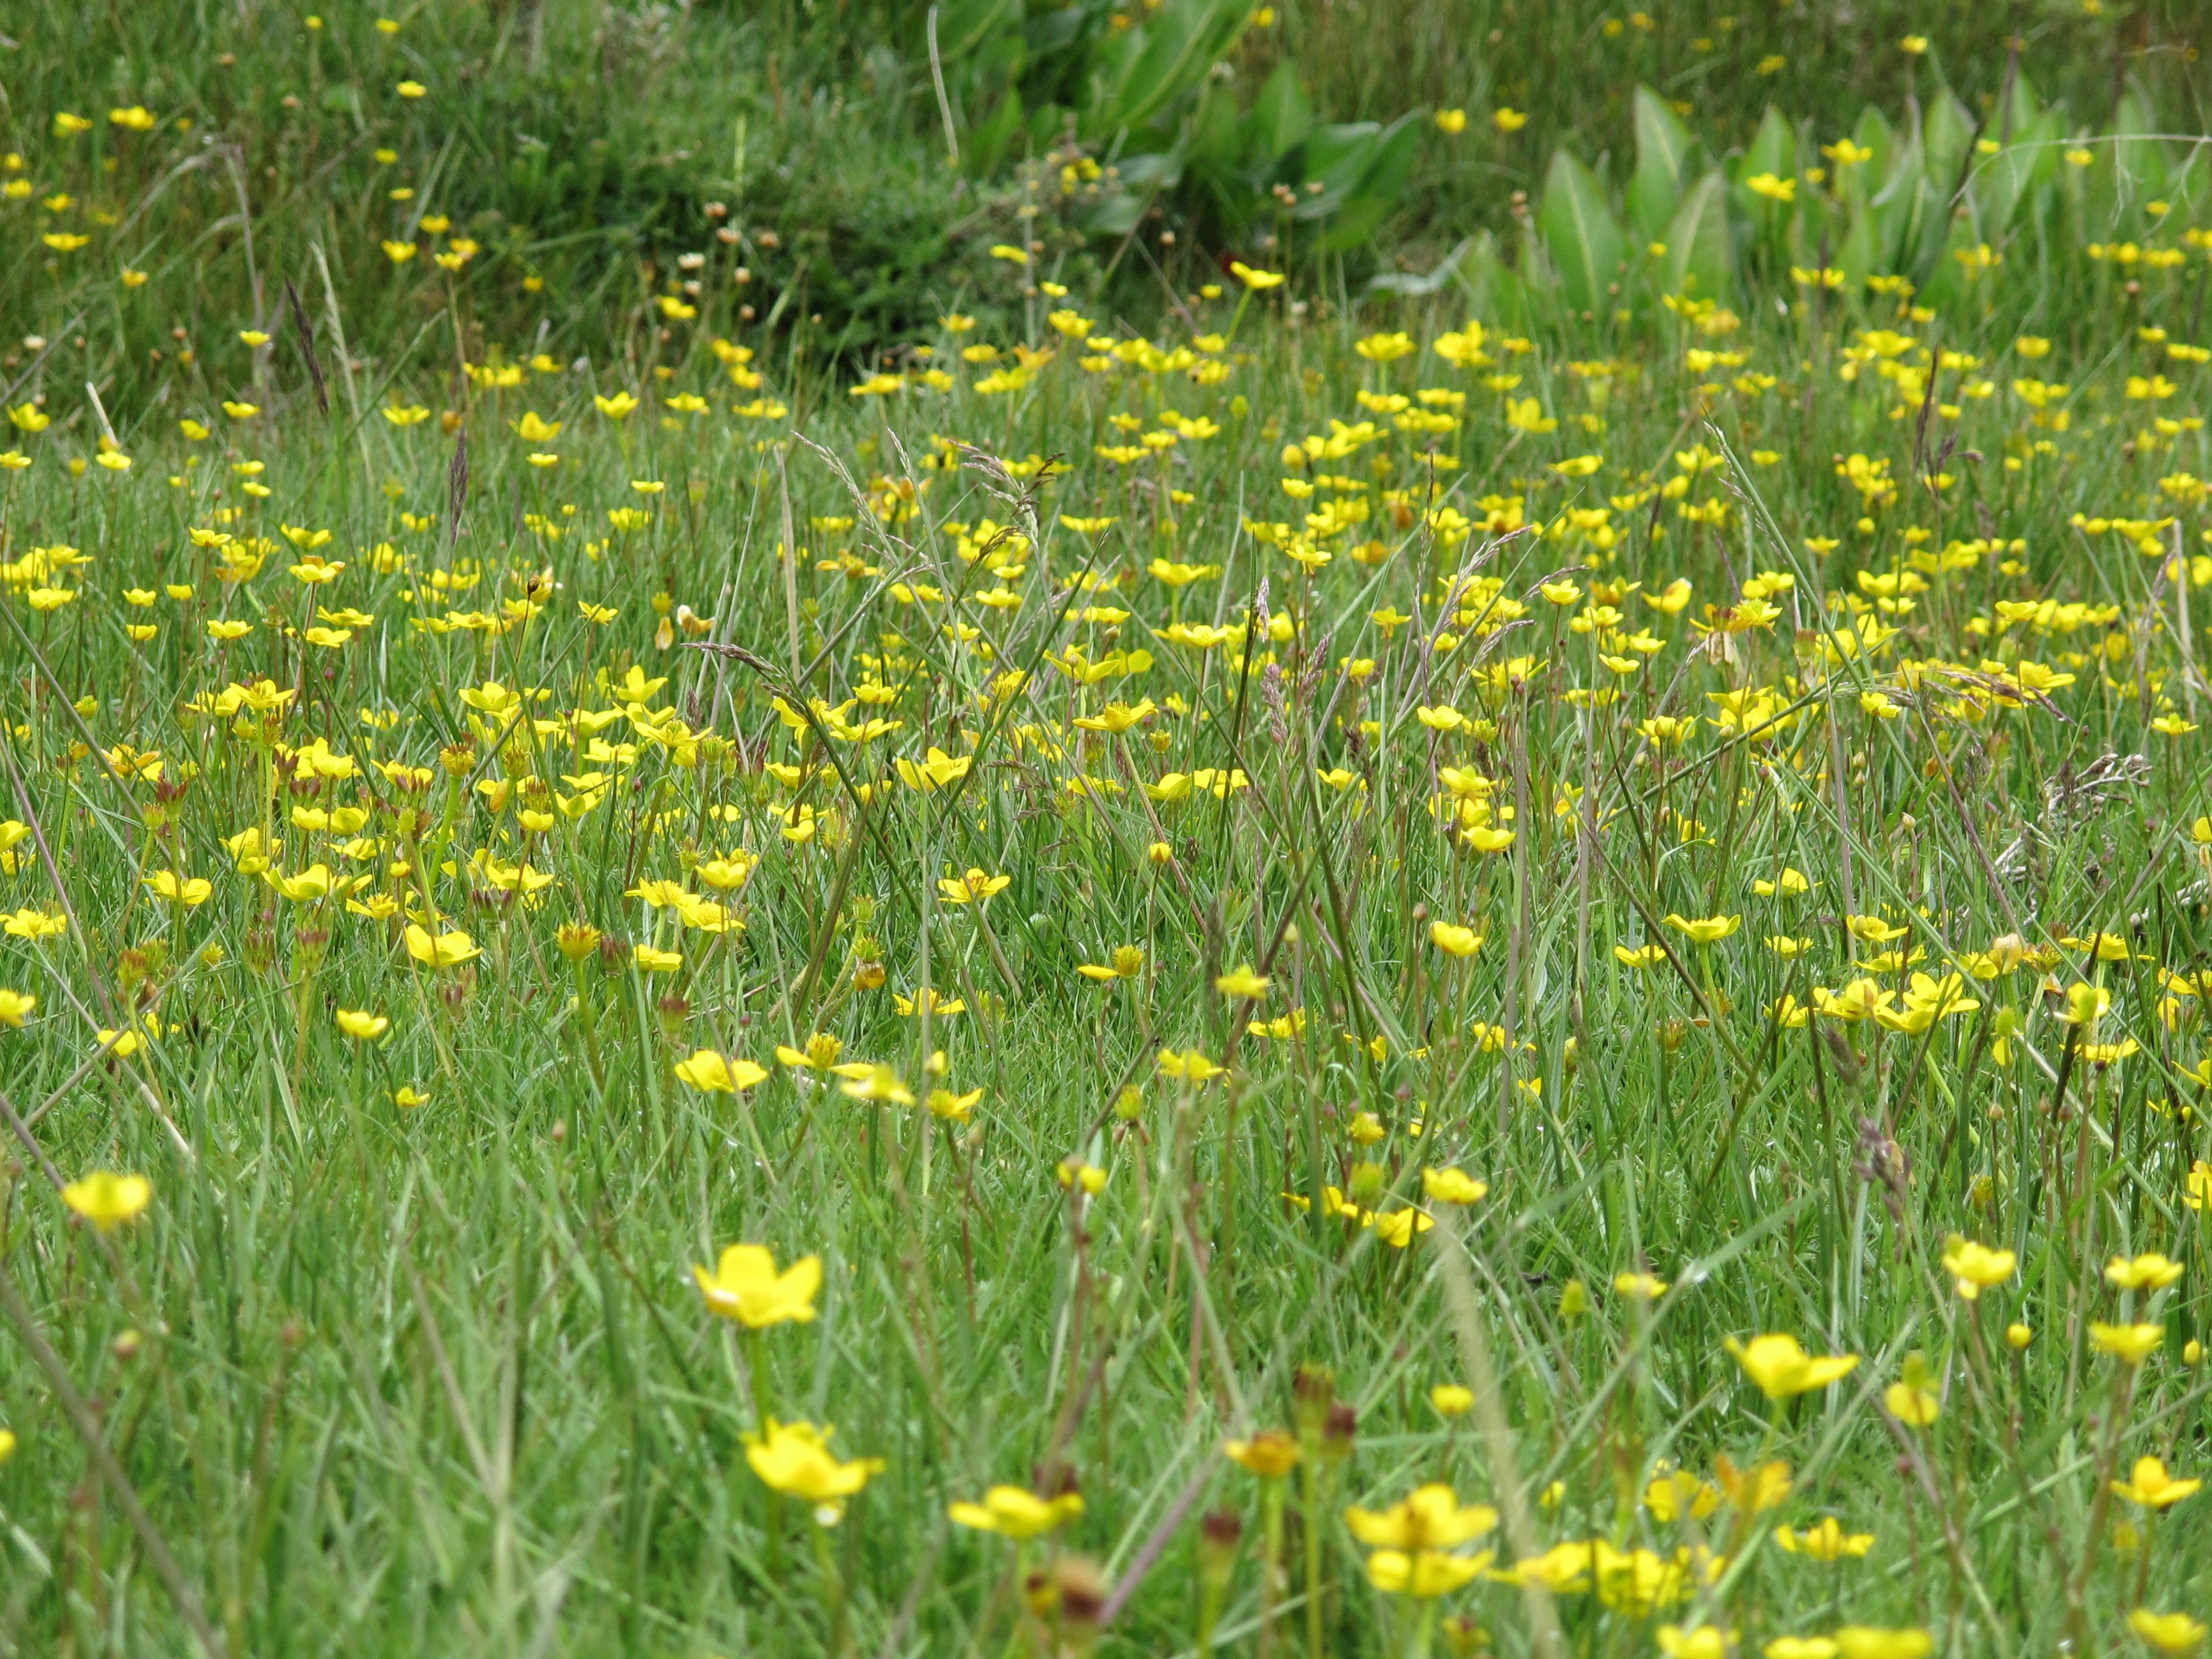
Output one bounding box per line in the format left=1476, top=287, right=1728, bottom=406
left=1, top=4, right=2211, bottom=1659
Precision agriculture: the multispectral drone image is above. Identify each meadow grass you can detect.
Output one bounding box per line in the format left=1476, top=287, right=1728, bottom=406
left=2, top=7, right=2211, bottom=1659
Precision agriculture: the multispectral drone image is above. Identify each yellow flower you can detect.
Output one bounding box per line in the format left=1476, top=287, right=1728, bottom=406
left=2089, top=1322, right=2165, bottom=1365
left=1656, top=1628, right=1728, bottom=1659
left=1435, top=109, right=1467, bottom=134
left=1941, top=1236, right=2016, bottom=1300
left=743, top=1419, right=882, bottom=1522
left=672, top=1050, right=769, bottom=1093
left=2106, top=1253, right=2184, bottom=1291
left=396, top=79, right=427, bottom=98
left=1774, top=1518, right=1873, bottom=1561
left=335, top=1008, right=389, bottom=1041
left=1835, top=1631, right=1931, bottom=1659
left=2062, top=982, right=2110, bottom=1028
left=948, top=1486, right=1083, bottom=1538
left=595, top=390, right=639, bottom=419
left=143, top=870, right=213, bottom=906
left=633, top=944, right=683, bottom=973
left=1664, top=913, right=1741, bottom=945
left=1765, top=1641, right=1841, bottom=1659
left=897, top=746, right=973, bottom=791
left=403, top=924, right=480, bottom=968
left=927, top=1084, right=983, bottom=1122
left=693, top=1243, right=820, bottom=1325
left=2129, top=1610, right=2208, bottom=1654
left=1503, top=396, right=1555, bottom=433
left=1225, top=1429, right=1302, bottom=1476
left=892, top=988, right=965, bottom=1019
left=1159, top=1048, right=1225, bottom=1082
left=2112, top=1457, right=2202, bottom=1509
left=1229, top=261, right=1284, bottom=291
left=1615, top=1272, right=1668, bottom=1301
left=1345, top=1483, right=1497, bottom=1551
left=1492, top=107, right=1528, bottom=132
left=1430, top=921, right=1482, bottom=957
left=840, top=1064, right=917, bottom=1105
left=774, top=1032, right=846, bottom=1070
left=382, top=239, right=418, bottom=264
left=1215, top=963, right=1269, bottom=999
left=1883, top=1353, right=1942, bottom=1427
left=267, top=864, right=339, bottom=902
left=1422, top=1167, right=1488, bottom=1205
left=62, top=1171, right=152, bottom=1231
left=0, top=988, right=36, bottom=1027
left=937, top=868, right=1010, bottom=905
left=1643, top=1466, right=1719, bottom=1523
left=1431, top=1385, right=1474, bottom=1417
left=1724, top=1333, right=1860, bottom=1399
left=1713, top=1454, right=1792, bottom=1513
left=1364, top=1547, right=1492, bottom=1597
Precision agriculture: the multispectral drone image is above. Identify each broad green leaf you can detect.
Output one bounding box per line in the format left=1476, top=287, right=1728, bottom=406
left=1869, top=137, right=1926, bottom=270
left=964, top=87, right=1026, bottom=178
left=1316, top=113, right=1422, bottom=251
left=932, top=0, right=1023, bottom=64
left=1288, top=121, right=1384, bottom=220
left=1538, top=149, right=1626, bottom=320
left=1244, top=61, right=1312, bottom=167
left=1085, top=0, right=1246, bottom=140
left=1628, top=86, right=1699, bottom=241
left=1660, top=170, right=1734, bottom=307
left=2113, top=84, right=2171, bottom=201
left=1921, top=86, right=1976, bottom=195
left=1972, top=107, right=2060, bottom=235
left=1836, top=198, right=1879, bottom=289
left=1737, top=105, right=1796, bottom=188
left=1851, top=106, right=1896, bottom=189
left=1915, top=207, right=1989, bottom=313
left=1185, top=83, right=1241, bottom=173
left=1456, top=229, right=1531, bottom=330
left=1368, top=236, right=1479, bottom=297
left=2001, top=66, right=2042, bottom=136
left=1732, top=105, right=1798, bottom=241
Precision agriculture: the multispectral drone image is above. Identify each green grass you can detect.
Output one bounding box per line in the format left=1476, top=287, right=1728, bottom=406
left=0, top=6, right=2210, bottom=1659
